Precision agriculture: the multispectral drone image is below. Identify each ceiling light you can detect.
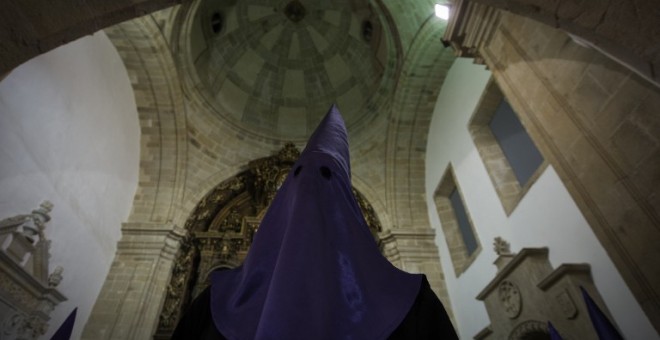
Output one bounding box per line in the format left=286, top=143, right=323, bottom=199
left=435, top=4, right=450, bottom=20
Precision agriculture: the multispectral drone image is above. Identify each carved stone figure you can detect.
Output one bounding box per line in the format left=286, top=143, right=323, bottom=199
left=493, top=236, right=511, bottom=255
left=48, top=266, right=64, bottom=287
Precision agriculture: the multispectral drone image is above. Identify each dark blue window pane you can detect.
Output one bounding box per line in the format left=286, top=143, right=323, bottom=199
left=489, top=100, right=544, bottom=185
left=449, top=188, right=478, bottom=256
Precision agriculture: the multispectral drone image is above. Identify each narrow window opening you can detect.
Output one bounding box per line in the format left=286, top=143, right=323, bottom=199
left=433, top=165, right=481, bottom=276
left=449, top=188, right=478, bottom=256
left=362, top=21, right=373, bottom=42
left=211, top=12, right=224, bottom=34
left=489, top=100, right=544, bottom=186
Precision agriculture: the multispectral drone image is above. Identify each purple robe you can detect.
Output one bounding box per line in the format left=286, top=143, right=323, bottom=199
left=173, top=105, right=457, bottom=339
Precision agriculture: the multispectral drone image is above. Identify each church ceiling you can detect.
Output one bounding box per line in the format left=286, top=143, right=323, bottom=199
left=174, top=0, right=399, bottom=141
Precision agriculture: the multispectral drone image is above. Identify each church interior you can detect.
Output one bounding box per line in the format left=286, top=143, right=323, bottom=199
left=0, top=0, right=659, bottom=339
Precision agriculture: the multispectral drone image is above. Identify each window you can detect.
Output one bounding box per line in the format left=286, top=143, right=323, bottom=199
left=469, top=79, right=547, bottom=215
left=449, top=188, right=478, bottom=256
left=434, top=164, right=481, bottom=276
left=489, top=100, right=544, bottom=186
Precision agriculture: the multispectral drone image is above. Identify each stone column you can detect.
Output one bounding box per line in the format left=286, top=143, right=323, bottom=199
left=82, top=223, right=184, bottom=340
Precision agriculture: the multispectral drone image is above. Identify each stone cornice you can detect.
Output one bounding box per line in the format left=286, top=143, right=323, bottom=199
left=442, top=0, right=501, bottom=64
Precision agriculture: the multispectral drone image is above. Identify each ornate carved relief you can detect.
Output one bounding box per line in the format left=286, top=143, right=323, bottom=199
left=0, top=274, right=40, bottom=310
left=498, top=280, right=522, bottom=319
left=0, top=201, right=67, bottom=339
left=155, top=144, right=383, bottom=338
left=1, top=312, right=48, bottom=340
left=157, top=235, right=196, bottom=330
left=555, top=289, right=578, bottom=320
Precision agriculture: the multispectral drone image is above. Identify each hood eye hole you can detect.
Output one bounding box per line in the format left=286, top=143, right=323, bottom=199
left=294, top=166, right=302, bottom=177
left=320, top=166, right=332, bottom=179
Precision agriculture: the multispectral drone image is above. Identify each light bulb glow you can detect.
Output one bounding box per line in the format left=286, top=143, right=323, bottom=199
left=435, top=4, right=450, bottom=20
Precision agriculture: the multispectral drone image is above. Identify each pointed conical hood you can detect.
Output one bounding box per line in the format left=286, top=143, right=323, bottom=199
left=580, top=287, right=624, bottom=340
left=50, top=308, right=77, bottom=340
left=301, top=103, right=350, bottom=175
left=208, top=104, right=422, bottom=340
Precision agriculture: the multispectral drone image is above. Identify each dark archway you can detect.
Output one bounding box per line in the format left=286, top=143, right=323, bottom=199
left=509, top=320, right=551, bottom=340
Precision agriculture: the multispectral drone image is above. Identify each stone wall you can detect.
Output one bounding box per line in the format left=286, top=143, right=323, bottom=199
left=480, top=9, right=660, bottom=331
left=471, top=0, right=660, bottom=87
left=425, top=55, right=657, bottom=339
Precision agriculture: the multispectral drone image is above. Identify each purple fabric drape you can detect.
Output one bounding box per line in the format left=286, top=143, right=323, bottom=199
left=547, top=321, right=564, bottom=340
left=209, top=104, right=422, bottom=339
left=580, top=286, right=624, bottom=340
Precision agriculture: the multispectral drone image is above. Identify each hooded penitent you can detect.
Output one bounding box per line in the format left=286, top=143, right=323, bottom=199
left=209, top=104, right=423, bottom=339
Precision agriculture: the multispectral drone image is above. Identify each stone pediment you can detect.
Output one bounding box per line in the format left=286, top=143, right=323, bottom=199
left=475, top=239, right=619, bottom=339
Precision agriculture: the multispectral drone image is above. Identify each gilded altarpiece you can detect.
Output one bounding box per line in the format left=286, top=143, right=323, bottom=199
left=154, top=144, right=382, bottom=339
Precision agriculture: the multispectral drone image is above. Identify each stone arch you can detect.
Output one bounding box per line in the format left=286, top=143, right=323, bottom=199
left=105, top=16, right=188, bottom=226
left=509, top=320, right=550, bottom=340
left=0, top=0, right=183, bottom=75
left=2, top=0, right=659, bottom=88
left=386, top=17, right=456, bottom=230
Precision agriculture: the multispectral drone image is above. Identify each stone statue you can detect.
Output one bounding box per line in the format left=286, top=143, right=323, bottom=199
left=48, top=266, right=64, bottom=287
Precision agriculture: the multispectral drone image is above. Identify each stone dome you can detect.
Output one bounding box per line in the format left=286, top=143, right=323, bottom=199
left=183, top=0, right=395, bottom=141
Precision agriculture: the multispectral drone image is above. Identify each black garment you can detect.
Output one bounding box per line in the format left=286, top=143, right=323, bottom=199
left=172, top=276, right=458, bottom=339
left=387, top=277, right=458, bottom=340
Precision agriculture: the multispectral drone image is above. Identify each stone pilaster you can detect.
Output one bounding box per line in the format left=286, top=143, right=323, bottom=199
left=381, top=228, right=454, bottom=321
left=82, top=223, right=184, bottom=340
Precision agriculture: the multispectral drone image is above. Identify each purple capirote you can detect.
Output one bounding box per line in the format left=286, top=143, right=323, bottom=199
left=210, top=104, right=422, bottom=340
left=50, top=308, right=77, bottom=340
